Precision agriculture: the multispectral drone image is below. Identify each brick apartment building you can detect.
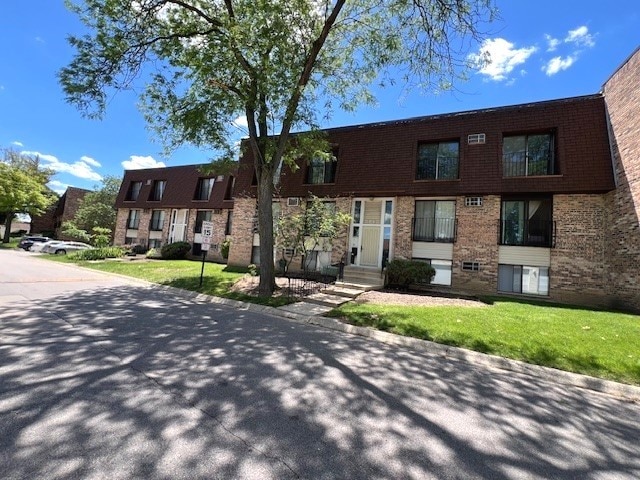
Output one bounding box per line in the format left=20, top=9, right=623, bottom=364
left=31, top=186, right=91, bottom=239
left=114, top=47, right=640, bottom=311
left=114, top=164, right=234, bottom=262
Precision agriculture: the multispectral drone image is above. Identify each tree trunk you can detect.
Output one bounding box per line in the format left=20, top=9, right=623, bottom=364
left=257, top=173, right=276, bottom=296
left=2, top=213, right=15, bottom=243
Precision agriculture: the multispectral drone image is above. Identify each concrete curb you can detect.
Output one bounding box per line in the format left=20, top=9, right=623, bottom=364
left=156, top=284, right=640, bottom=404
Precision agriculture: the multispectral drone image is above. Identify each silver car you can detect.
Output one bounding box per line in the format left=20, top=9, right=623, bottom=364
left=49, top=241, right=94, bottom=255
left=32, top=240, right=64, bottom=253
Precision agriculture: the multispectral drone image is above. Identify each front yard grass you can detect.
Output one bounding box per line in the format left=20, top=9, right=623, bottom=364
left=329, top=297, right=640, bottom=386
left=45, top=256, right=292, bottom=307
left=0, top=239, right=19, bottom=249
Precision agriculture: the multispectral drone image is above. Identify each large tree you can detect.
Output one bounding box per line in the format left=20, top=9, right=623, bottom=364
left=0, top=149, right=56, bottom=243
left=60, top=0, right=495, bottom=295
left=72, top=175, right=121, bottom=232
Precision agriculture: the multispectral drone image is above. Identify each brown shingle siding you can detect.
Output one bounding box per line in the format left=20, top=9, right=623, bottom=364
left=236, top=95, right=615, bottom=198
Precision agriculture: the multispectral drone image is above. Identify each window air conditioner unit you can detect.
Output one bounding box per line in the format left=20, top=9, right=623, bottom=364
left=145, top=179, right=152, bottom=185
left=287, top=198, right=300, bottom=207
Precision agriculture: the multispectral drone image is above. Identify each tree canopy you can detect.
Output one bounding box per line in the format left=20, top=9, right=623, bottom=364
left=72, top=175, right=121, bottom=232
left=0, top=149, right=56, bottom=243
left=60, top=0, right=495, bottom=294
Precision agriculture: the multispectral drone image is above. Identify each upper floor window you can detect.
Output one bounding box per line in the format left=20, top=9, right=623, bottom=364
left=416, top=141, right=459, bottom=180
left=413, top=200, right=456, bottom=242
left=194, top=210, right=212, bottom=233
left=149, top=180, right=166, bottom=201
left=194, top=177, right=214, bottom=201
left=224, top=175, right=235, bottom=200
left=225, top=211, right=233, bottom=235
left=503, top=133, right=555, bottom=177
left=127, top=209, right=140, bottom=229
left=500, top=198, right=553, bottom=247
left=306, top=150, right=338, bottom=184
left=125, top=181, right=142, bottom=201
left=149, top=210, right=165, bottom=231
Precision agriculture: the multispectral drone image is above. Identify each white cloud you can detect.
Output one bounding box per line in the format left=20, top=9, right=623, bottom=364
left=80, top=155, right=101, bottom=167
left=232, top=115, right=249, bottom=130
left=469, top=38, right=537, bottom=82
left=11, top=141, right=23, bottom=147
left=545, top=34, right=560, bottom=52
left=544, top=55, right=576, bottom=76
left=565, top=26, right=595, bottom=48
left=21, top=150, right=103, bottom=181
left=48, top=180, right=71, bottom=195
left=121, top=155, right=166, bottom=170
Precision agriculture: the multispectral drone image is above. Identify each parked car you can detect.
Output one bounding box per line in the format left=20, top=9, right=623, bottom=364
left=32, top=240, right=64, bottom=253
left=49, top=241, right=94, bottom=255
left=18, top=236, right=50, bottom=251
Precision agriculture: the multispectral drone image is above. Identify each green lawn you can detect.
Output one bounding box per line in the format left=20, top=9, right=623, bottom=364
left=329, top=297, right=640, bottom=385
left=45, top=256, right=293, bottom=307
left=0, top=239, right=19, bottom=249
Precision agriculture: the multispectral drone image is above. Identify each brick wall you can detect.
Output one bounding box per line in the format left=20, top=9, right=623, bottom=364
left=550, top=194, right=609, bottom=307
left=452, top=195, right=501, bottom=294
left=603, top=48, right=640, bottom=312
left=114, top=209, right=128, bottom=245
left=393, top=196, right=413, bottom=259
left=227, top=198, right=256, bottom=266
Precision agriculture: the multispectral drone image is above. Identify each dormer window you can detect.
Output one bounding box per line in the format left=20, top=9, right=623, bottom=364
left=416, top=141, right=459, bottom=180
left=149, top=180, right=166, bottom=201
left=503, top=133, right=555, bottom=177
left=306, top=149, right=338, bottom=184
left=194, top=177, right=214, bottom=201
left=125, top=181, right=142, bottom=201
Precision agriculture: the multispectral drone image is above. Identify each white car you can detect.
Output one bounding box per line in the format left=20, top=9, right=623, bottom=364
left=32, top=240, right=64, bottom=253
left=48, top=241, right=94, bottom=255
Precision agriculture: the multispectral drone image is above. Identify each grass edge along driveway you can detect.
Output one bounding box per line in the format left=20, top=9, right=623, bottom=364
left=46, top=256, right=640, bottom=386
left=328, top=297, right=640, bottom=386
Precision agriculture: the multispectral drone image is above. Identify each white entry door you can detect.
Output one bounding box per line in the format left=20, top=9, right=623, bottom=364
left=350, top=199, right=393, bottom=268
left=169, top=209, right=189, bottom=243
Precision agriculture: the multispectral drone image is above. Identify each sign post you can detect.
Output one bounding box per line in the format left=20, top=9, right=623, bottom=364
left=199, top=221, right=214, bottom=287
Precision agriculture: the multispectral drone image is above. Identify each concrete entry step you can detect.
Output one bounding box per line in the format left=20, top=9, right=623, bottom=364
left=335, top=280, right=383, bottom=291
left=322, top=286, right=364, bottom=298
left=305, top=292, right=350, bottom=307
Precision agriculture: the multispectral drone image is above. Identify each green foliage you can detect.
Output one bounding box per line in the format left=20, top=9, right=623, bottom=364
left=385, top=259, right=436, bottom=287
left=1, top=149, right=56, bottom=243
left=220, top=239, right=231, bottom=260
left=145, top=248, right=161, bottom=258
left=72, top=176, right=121, bottom=232
left=91, top=227, right=112, bottom=247
left=61, top=221, right=91, bottom=243
left=275, top=195, right=351, bottom=273
left=69, top=246, right=126, bottom=261
left=160, top=241, right=191, bottom=260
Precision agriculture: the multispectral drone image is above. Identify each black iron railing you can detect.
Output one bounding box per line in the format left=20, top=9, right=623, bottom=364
left=502, top=151, right=553, bottom=177
left=498, top=219, right=556, bottom=247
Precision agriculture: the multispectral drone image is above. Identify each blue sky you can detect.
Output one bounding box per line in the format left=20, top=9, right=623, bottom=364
left=1, top=1, right=639, bottom=194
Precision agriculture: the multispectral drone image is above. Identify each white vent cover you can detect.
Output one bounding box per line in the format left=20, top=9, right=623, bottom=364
left=145, top=179, right=152, bottom=186
left=465, top=196, right=483, bottom=207
left=467, top=133, right=486, bottom=145
left=217, top=175, right=224, bottom=181
left=287, top=197, right=300, bottom=207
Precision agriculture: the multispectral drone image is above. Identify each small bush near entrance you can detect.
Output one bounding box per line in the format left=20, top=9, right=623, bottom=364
left=386, top=259, right=435, bottom=287
left=161, top=241, right=191, bottom=260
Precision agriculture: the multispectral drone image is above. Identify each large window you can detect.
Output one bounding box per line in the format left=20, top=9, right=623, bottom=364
left=126, top=209, right=140, bottom=229
left=125, top=181, right=142, bottom=201
left=416, top=141, right=459, bottom=180
left=306, top=150, right=338, bottom=184
left=194, top=177, right=214, bottom=201
left=194, top=210, right=212, bottom=233
left=413, top=200, right=456, bottom=242
left=149, top=180, right=166, bottom=201
left=498, top=265, right=549, bottom=295
left=149, top=210, right=165, bottom=231
left=500, top=198, right=553, bottom=247
left=503, top=133, right=555, bottom=176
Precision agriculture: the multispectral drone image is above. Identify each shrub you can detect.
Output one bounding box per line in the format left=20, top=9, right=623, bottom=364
left=220, top=239, right=231, bottom=259
left=160, top=241, right=191, bottom=260
left=69, top=246, right=126, bottom=261
left=145, top=248, right=162, bottom=258
left=385, top=259, right=435, bottom=287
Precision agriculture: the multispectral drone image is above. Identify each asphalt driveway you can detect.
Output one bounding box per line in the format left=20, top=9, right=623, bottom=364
left=1, top=250, right=639, bottom=479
